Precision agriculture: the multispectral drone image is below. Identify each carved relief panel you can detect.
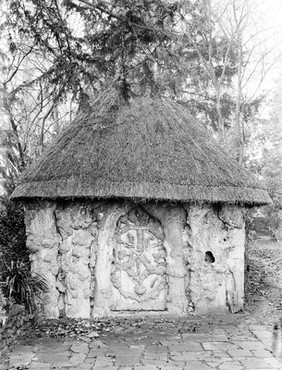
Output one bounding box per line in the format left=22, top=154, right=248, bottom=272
left=111, top=206, right=167, bottom=311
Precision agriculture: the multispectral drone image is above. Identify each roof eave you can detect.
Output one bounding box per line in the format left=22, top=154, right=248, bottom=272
left=10, top=178, right=272, bottom=206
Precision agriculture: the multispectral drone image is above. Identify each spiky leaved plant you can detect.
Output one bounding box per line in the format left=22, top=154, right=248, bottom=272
left=0, top=258, right=49, bottom=314
left=0, top=197, right=49, bottom=313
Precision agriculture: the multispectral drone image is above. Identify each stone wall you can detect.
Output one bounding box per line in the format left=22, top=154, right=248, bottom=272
left=183, top=204, right=245, bottom=314
left=25, top=200, right=98, bottom=319
left=25, top=202, right=60, bottom=318
left=0, top=304, right=34, bottom=357
left=24, top=200, right=245, bottom=318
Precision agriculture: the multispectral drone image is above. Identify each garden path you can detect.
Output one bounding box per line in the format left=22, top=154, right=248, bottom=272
left=1, top=313, right=282, bottom=370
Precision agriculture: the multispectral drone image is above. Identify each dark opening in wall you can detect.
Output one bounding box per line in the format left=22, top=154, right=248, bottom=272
left=204, top=251, right=215, bottom=263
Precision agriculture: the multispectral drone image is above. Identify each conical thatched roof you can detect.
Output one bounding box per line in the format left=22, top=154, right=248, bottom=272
left=11, top=87, right=271, bottom=205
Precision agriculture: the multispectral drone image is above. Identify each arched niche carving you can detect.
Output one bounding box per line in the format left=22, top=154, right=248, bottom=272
left=111, top=206, right=167, bottom=311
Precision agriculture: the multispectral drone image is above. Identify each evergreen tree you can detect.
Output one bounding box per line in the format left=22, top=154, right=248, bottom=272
left=1, top=0, right=265, bottom=185
left=6, top=0, right=240, bottom=120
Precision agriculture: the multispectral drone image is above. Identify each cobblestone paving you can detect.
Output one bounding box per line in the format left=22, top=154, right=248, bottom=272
left=1, top=315, right=282, bottom=370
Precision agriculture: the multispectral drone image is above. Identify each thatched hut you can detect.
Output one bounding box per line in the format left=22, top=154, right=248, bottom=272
left=11, top=87, right=270, bottom=318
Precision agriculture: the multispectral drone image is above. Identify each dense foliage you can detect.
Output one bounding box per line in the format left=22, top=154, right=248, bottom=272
left=0, top=198, right=48, bottom=312
left=0, top=197, right=26, bottom=260
left=4, top=0, right=242, bottom=128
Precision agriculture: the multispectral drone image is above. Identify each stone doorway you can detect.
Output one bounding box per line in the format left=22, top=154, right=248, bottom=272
left=111, top=206, right=167, bottom=311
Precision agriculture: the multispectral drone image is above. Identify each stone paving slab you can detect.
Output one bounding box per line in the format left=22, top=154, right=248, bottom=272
left=182, top=334, right=229, bottom=342
left=169, top=342, right=204, bottom=352
left=1, top=315, right=282, bottom=370
left=8, top=352, right=35, bottom=369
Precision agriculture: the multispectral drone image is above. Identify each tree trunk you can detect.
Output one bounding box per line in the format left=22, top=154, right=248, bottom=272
left=215, top=86, right=226, bottom=147
left=235, top=32, right=245, bottom=164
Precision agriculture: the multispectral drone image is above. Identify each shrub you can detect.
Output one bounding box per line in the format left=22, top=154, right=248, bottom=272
left=0, top=197, right=27, bottom=262
left=0, top=258, right=48, bottom=313
left=0, top=197, right=48, bottom=313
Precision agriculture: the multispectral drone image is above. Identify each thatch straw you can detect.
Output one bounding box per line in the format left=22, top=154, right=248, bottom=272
left=11, top=87, right=271, bottom=205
